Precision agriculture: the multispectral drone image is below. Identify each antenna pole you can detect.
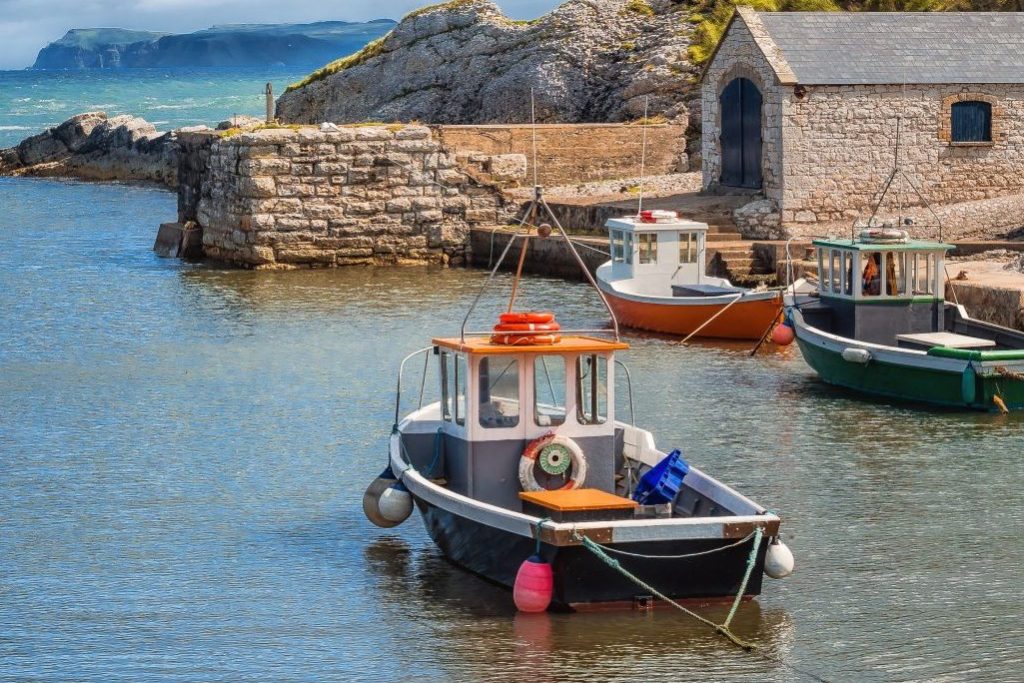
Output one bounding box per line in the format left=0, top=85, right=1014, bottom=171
left=531, top=88, right=539, bottom=188
left=637, top=96, right=649, bottom=216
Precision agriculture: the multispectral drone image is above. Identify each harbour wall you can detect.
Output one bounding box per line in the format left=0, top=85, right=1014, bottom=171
left=176, top=125, right=511, bottom=268
left=171, top=121, right=689, bottom=269
left=432, top=123, right=688, bottom=187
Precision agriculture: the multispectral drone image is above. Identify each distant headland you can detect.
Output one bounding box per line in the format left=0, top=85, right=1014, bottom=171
left=31, top=20, right=397, bottom=70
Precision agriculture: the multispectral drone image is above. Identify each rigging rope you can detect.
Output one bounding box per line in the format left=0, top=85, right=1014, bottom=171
left=580, top=531, right=756, bottom=560
left=573, top=527, right=832, bottom=683
left=996, top=366, right=1024, bottom=383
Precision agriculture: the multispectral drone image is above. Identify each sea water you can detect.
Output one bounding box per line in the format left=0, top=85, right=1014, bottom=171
left=0, top=67, right=311, bottom=148
left=1, top=176, right=1023, bottom=682
left=2, top=61, right=1024, bottom=681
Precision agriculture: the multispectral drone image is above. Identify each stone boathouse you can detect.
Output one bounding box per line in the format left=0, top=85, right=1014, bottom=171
left=701, top=9, right=1024, bottom=238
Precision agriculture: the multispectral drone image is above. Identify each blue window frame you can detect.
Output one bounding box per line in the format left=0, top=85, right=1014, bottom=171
left=950, top=101, right=992, bottom=143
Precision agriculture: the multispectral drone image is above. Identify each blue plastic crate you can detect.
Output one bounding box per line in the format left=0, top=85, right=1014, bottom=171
left=632, top=449, right=689, bottom=506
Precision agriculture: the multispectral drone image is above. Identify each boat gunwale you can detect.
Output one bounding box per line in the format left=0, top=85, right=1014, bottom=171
left=790, top=306, right=1024, bottom=372
left=389, top=409, right=781, bottom=547
left=596, top=263, right=781, bottom=306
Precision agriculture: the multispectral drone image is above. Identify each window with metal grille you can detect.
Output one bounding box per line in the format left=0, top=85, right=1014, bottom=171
left=950, top=101, right=992, bottom=143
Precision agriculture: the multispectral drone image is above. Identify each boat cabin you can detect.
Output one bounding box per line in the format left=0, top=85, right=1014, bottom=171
left=412, top=336, right=629, bottom=512
left=606, top=216, right=715, bottom=295
left=808, top=236, right=953, bottom=344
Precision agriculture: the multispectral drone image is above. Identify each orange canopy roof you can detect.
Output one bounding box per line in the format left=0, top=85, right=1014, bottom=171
left=433, top=335, right=629, bottom=355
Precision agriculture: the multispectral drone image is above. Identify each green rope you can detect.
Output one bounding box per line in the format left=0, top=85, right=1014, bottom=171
left=576, top=528, right=833, bottom=683
left=534, top=517, right=552, bottom=556
left=577, top=531, right=758, bottom=650
left=723, top=527, right=762, bottom=630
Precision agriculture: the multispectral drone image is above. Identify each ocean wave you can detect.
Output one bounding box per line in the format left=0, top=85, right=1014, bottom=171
left=0, top=125, right=32, bottom=131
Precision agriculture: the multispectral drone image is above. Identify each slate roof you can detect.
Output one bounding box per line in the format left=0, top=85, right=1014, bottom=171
left=753, top=12, right=1024, bottom=85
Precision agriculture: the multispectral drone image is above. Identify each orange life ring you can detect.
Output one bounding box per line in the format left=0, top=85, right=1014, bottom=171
left=490, top=333, right=562, bottom=345
left=500, top=311, right=555, bottom=325
left=492, top=322, right=561, bottom=332
left=519, top=433, right=587, bottom=492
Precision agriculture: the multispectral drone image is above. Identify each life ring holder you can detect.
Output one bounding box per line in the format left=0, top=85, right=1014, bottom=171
left=519, top=433, right=587, bottom=492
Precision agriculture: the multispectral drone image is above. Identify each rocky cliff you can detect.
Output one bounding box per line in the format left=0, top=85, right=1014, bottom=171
left=32, top=21, right=396, bottom=69
left=0, top=113, right=179, bottom=186
left=276, top=0, right=696, bottom=125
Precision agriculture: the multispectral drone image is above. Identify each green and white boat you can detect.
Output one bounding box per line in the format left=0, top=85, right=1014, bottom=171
left=787, top=230, right=1024, bottom=411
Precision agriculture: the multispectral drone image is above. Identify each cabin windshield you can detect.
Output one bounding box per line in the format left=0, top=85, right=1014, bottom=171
left=479, top=357, right=520, bottom=428
left=576, top=354, right=608, bottom=425
left=679, top=231, right=698, bottom=264
left=610, top=231, right=626, bottom=264
left=911, top=253, right=937, bottom=295
left=637, top=233, right=658, bottom=265
left=440, top=351, right=467, bottom=426
left=534, top=355, right=567, bottom=427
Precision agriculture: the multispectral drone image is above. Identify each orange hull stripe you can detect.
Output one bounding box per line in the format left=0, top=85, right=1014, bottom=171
left=606, top=293, right=782, bottom=340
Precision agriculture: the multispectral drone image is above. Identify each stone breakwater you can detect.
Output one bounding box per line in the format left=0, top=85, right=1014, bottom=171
left=179, top=125, right=510, bottom=268
left=0, top=112, right=177, bottom=186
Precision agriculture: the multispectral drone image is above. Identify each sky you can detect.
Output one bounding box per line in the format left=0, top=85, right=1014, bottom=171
left=0, top=0, right=561, bottom=69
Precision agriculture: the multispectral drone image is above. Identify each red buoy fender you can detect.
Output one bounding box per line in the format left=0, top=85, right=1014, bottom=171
left=514, top=556, right=553, bottom=612
left=771, top=323, right=795, bottom=346
left=500, top=311, right=555, bottom=325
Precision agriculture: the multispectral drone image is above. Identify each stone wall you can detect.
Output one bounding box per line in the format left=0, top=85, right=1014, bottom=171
left=433, top=123, right=687, bottom=188
left=189, top=125, right=508, bottom=268
left=780, top=83, right=1024, bottom=227
left=700, top=11, right=785, bottom=203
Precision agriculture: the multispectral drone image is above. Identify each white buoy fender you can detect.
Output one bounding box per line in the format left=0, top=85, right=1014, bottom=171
left=842, top=348, right=872, bottom=365
left=378, top=482, right=414, bottom=524
left=764, top=539, right=795, bottom=579
left=363, top=469, right=400, bottom=528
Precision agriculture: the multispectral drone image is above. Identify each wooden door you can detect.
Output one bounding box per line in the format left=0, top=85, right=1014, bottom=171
left=719, top=78, right=762, bottom=189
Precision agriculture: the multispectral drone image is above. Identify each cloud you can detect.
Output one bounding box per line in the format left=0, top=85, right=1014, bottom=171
left=0, top=0, right=561, bottom=69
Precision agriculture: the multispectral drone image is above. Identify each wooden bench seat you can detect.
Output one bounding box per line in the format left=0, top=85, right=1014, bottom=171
left=519, top=488, right=637, bottom=522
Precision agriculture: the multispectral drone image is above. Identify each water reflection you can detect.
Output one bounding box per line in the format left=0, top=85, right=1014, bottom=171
left=2, top=179, right=1023, bottom=682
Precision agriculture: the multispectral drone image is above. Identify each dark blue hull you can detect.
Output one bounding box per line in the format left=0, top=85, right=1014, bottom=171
left=414, top=497, right=768, bottom=610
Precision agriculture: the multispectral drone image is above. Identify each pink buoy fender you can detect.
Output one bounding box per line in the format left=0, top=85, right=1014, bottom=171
left=771, top=322, right=795, bottom=346
left=513, top=555, right=554, bottom=613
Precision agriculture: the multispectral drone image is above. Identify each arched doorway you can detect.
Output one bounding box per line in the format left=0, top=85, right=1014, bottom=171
left=719, top=77, right=762, bottom=189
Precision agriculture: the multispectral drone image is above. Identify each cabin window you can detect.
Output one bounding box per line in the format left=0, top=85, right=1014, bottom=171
left=912, top=253, right=936, bottom=295
left=534, top=356, right=566, bottom=427
left=951, top=101, right=992, bottom=143
left=842, top=252, right=853, bottom=295
left=623, top=232, right=634, bottom=262
left=861, top=251, right=882, bottom=297
left=576, top=355, right=608, bottom=426
left=441, top=351, right=455, bottom=422
left=479, top=357, right=520, bottom=428
left=441, top=352, right=467, bottom=425
left=829, top=250, right=841, bottom=293
left=610, top=231, right=625, bottom=263
left=679, top=232, right=697, bottom=264
left=885, top=252, right=906, bottom=296
left=637, top=233, right=658, bottom=265
left=455, top=355, right=467, bottom=426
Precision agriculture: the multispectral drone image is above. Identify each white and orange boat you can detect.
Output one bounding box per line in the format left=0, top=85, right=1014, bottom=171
left=596, top=212, right=782, bottom=340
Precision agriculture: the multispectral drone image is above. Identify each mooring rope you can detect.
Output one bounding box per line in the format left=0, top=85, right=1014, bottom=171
left=996, top=366, right=1024, bottom=383
left=575, top=528, right=761, bottom=650
left=573, top=527, right=832, bottom=683
left=581, top=531, right=756, bottom=560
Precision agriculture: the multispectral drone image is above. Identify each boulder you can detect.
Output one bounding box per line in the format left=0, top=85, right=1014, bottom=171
left=277, top=0, right=696, bottom=125
left=1, top=112, right=178, bottom=187
left=217, top=115, right=264, bottom=130
left=52, top=111, right=108, bottom=152
left=16, top=130, right=68, bottom=166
